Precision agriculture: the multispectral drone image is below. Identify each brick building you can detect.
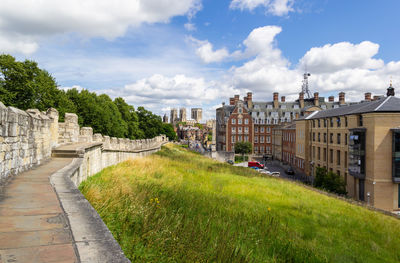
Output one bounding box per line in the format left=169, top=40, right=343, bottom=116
left=282, top=123, right=297, bottom=167
left=216, top=91, right=350, bottom=156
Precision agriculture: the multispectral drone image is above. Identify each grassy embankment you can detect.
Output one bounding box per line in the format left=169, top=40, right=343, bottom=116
left=79, top=144, right=400, bottom=263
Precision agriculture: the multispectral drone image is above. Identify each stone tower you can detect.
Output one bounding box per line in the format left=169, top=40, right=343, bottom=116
left=179, top=108, right=187, bottom=122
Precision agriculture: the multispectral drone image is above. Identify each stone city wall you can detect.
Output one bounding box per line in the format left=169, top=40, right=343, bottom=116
left=0, top=102, right=168, bottom=184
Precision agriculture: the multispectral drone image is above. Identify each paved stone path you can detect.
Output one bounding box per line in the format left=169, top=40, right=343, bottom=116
left=0, top=158, right=78, bottom=263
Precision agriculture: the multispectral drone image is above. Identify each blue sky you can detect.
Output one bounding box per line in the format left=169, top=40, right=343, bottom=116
left=1, top=0, right=399, bottom=120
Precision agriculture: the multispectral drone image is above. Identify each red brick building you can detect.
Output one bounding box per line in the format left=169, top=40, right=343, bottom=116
left=282, top=123, right=296, bottom=167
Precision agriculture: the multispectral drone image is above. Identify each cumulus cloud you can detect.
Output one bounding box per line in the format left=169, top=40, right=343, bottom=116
left=189, top=37, right=230, bottom=63
left=0, top=0, right=202, bottom=54
left=299, top=41, right=384, bottom=74
left=230, top=0, right=294, bottom=16
left=97, top=74, right=239, bottom=116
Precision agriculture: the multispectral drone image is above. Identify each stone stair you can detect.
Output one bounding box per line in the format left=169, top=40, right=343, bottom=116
left=51, top=149, right=80, bottom=158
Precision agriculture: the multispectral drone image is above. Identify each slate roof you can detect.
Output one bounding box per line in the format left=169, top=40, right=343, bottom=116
left=307, top=96, right=400, bottom=120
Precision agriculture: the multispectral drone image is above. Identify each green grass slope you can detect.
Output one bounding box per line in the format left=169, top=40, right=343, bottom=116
left=79, top=144, right=400, bottom=263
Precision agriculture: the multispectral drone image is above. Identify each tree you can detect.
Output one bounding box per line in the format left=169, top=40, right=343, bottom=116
left=315, top=167, right=347, bottom=195
left=161, top=123, right=176, bottom=141
left=234, top=141, right=252, bottom=158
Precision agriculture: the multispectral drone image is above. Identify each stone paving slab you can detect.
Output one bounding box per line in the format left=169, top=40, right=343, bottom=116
left=0, top=157, right=78, bottom=262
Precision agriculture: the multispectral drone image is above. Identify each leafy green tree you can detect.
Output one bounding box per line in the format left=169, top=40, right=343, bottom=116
left=234, top=141, right=252, bottom=158
left=315, top=167, right=347, bottom=195
left=161, top=123, right=176, bottom=141
left=114, top=97, right=144, bottom=139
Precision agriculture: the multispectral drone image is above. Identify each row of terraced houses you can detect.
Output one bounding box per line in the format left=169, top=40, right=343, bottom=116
left=216, top=83, right=400, bottom=212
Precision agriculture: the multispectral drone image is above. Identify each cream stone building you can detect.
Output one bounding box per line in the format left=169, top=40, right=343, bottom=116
left=300, top=86, right=400, bottom=211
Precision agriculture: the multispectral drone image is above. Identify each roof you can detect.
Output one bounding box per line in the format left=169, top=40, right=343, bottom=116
left=307, top=96, right=400, bottom=119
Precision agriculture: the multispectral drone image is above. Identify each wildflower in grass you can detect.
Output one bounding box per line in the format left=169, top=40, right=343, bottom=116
left=268, top=207, right=271, bottom=212
left=150, top=198, right=154, bottom=203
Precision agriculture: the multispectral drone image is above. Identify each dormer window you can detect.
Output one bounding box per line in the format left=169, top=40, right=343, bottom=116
left=293, top=105, right=299, bottom=109
left=238, top=108, right=243, bottom=113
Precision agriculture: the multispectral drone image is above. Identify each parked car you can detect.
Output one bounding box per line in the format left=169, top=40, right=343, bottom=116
left=227, top=160, right=234, bottom=165
left=271, top=172, right=280, bottom=177
left=285, top=167, right=295, bottom=175
left=248, top=161, right=264, bottom=169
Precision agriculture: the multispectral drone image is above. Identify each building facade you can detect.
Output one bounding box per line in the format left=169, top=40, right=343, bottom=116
left=170, top=108, right=178, bottom=124
left=191, top=108, right=203, bottom=123
left=216, top=91, right=350, bottom=156
left=298, top=87, right=400, bottom=211
left=179, top=108, right=187, bottom=122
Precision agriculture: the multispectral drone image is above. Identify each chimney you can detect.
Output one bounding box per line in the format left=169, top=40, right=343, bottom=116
left=387, top=81, right=395, bottom=96
left=373, top=95, right=380, bottom=101
left=234, top=95, right=240, bottom=105
left=273, top=92, right=279, bottom=109
left=328, top=96, right=334, bottom=102
left=339, top=92, right=345, bottom=105
left=229, top=97, right=235, bottom=105
left=364, top=92, right=371, bottom=101
left=281, top=96, right=286, bottom=102
left=247, top=92, right=253, bottom=109
left=299, top=92, right=304, bottom=109
left=313, top=92, right=319, bottom=106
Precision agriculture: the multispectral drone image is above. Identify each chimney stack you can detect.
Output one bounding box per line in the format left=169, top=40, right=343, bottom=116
left=313, top=92, right=319, bottom=106
left=328, top=96, right=334, bottom=102
left=247, top=92, right=253, bottom=109
left=229, top=97, right=235, bottom=105
left=273, top=92, right=279, bottom=109
left=339, top=92, right=345, bottom=105
left=373, top=95, right=380, bottom=101
left=387, top=81, right=395, bottom=96
left=281, top=96, right=286, bottom=102
left=364, top=92, right=371, bottom=101
left=299, top=92, right=304, bottom=109
left=234, top=95, right=239, bottom=104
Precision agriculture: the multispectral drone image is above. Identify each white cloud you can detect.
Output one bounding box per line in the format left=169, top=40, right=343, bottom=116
left=0, top=0, right=202, bottom=54
left=300, top=41, right=384, bottom=74
left=230, top=0, right=294, bottom=16
left=184, top=23, right=197, bottom=31
left=189, top=37, right=230, bottom=63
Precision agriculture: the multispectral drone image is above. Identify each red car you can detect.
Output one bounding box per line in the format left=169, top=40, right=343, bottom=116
left=248, top=161, right=264, bottom=169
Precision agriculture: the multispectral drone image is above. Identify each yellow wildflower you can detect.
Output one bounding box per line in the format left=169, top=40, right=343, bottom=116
left=267, top=207, right=271, bottom=212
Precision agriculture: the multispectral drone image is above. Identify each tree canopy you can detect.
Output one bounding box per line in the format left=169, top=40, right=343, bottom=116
left=234, top=141, right=252, bottom=156
left=0, top=54, right=175, bottom=140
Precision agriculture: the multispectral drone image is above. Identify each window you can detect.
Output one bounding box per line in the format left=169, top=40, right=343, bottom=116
left=324, top=119, right=327, bottom=127
left=330, top=133, right=333, bottom=143
left=267, top=136, right=271, bottom=143
left=261, top=127, right=265, bottom=133
left=318, top=147, right=321, bottom=160
left=244, top=118, right=249, bottom=124
left=313, top=146, right=315, bottom=158
left=330, top=118, right=334, bottom=127
left=337, top=133, right=341, bottom=144
left=345, top=151, right=348, bottom=167
left=324, top=133, right=327, bottom=143
left=254, top=146, right=258, bottom=152
left=244, top=135, right=248, bottom=142
left=255, top=127, right=258, bottom=133
left=337, top=117, right=341, bottom=127
left=231, top=136, right=235, bottom=143
left=318, top=119, right=321, bottom=127
left=337, top=150, right=341, bottom=165
left=238, top=127, right=242, bottom=133
left=323, top=148, right=327, bottom=161
left=231, top=118, right=236, bottom=124
left=349, top=131, right=366, bottom=176
left=313, top=120, right=315, bottom=128
left=359, top=115, right=363, bottom=126
left=330, top=149, right=333, bottom=163
left=238, top=108, right=243, bottom=113
left=232, top=127, right=236, bottom=133
left=345, top=117, right=348, bottom=127
left=238, top=118, right=242, bottom=125
left=318, top=133, right=321, bottom=142
left=313, top=132, right=315, bottom=141
left=267, top=127, right=271, bottom=133
left=255, top=136, right=258, bottom=143
left=245, top=127, right=249, bottom=134
left=260, top=136, right=265, bottom=143
left=337, top=170, right=341, bottom=177
left=260, top=146, right=264, bottom=153
left=345, top=133, right=348, bottom=145
left=238, top=135, right=242, bottom=142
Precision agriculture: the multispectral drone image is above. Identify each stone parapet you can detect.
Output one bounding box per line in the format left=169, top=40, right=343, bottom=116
left=0, top=101, right=169, bottom=184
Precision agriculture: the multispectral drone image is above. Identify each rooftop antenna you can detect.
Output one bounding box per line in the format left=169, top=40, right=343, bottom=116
left=301, top=69, right=312, bottom=99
